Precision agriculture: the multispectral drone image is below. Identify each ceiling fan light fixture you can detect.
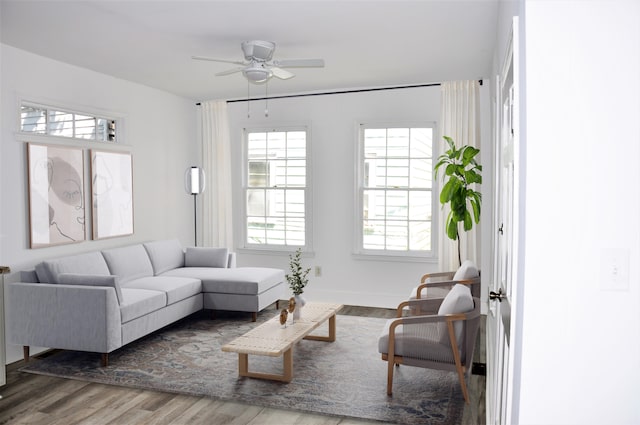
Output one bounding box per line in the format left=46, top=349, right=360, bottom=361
left=243, top=66, right=272, bottom=83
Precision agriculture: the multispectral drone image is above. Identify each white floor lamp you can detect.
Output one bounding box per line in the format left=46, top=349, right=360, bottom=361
left=185, top=166, right=205, bottom=246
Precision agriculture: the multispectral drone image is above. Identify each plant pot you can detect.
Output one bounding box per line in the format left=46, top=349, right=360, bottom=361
left=293, top=294, right=306, bottom=320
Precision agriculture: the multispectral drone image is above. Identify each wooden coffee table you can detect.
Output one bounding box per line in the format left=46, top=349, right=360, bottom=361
left=222, top=302, right=343, bottom=382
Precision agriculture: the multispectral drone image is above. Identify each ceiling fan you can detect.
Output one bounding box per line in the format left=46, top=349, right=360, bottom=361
left=192, top=40, right=325, bottom=84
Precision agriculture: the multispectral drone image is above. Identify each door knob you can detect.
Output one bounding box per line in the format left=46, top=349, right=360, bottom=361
left=489, top=289, right=505, bottom=302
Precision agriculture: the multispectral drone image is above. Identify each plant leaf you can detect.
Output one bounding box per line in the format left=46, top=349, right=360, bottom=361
left=461, top=146, right=480, bottom=165
left=465, top=169, right=482, bottom=184
left=446, top=212, right=458, bottom=240
left=443, top=136, right=456, bottom=152
left=440, top=178, right=460, bottom=204
left=463, top=209, right=473, bottom=231
left=471, top=198, right=481, bottom=223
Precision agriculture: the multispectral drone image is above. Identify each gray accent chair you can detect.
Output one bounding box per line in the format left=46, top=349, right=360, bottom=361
left=378, top=284, right=481, bottom=404
left=409, top=260, right=481, bottom=302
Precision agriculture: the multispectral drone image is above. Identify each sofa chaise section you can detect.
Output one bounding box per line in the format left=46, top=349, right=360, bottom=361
left=162, top=266, right=285, bottom=321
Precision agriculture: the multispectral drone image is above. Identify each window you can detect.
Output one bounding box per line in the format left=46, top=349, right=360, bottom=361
left=244, top=128, right=309, bottom=249
left=357, top=124, right=435, bottom=256
left=20, top=103, right=117, bottom=142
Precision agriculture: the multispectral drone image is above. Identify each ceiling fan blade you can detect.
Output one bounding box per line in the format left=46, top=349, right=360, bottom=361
left=273, top=58, right=325, bottom=68
left=191, top=55, right=246, bottom=66
left=271, top=67, right=295, bottom=80
left=215, top=67, right=245, bottom=77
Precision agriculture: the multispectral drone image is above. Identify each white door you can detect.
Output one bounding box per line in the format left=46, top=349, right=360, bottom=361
left=486, top=18, right=520, bottom=425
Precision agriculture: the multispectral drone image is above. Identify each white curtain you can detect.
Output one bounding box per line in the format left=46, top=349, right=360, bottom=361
left=199, top=100, right=233, bottom=249
left=438, top=80, right=481, bottom=271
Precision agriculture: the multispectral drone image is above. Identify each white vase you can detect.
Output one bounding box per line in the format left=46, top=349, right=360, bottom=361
left=293, top=294, right=306, bottom=320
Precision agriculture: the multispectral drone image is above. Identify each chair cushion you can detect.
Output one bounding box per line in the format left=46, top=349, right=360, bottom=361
left=452, top=260, right=479, bottom=281
left=143, top=240, right=185, bottom=275
left=102, top=244, right=154, bottom=283
left=121, top=276, right=202, bottom=305
left=378, top=320, right=458, bottom=363
left=40, top=252, right=111, bottom=284
left=184, top=247, right=229, bottom=268
left=57, top=273, right=124, bottom=304
left=437, top=284, right=474, bottom=344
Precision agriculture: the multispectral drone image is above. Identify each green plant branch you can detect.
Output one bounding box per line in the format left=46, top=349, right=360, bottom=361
left=286, top=248, right=311, bottom=296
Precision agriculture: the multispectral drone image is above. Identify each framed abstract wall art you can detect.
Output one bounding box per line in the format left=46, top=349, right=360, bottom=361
left=90, top=149, right=134, bottom=239
left=27, top=143, right=86, bottom=248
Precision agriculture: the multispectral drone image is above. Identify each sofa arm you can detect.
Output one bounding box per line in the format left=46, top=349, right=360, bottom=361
left=6, top=282, right=122, bottom=354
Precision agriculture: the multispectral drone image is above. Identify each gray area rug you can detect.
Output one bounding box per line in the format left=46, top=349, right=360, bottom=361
left=20, top=310, right=465, bottom=425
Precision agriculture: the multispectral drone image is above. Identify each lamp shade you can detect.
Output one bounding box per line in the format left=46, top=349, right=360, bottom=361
left=185, top=166, right=206, bottom=195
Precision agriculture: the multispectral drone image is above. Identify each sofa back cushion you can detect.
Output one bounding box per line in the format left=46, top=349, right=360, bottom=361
left=102, top=244, right=154, bottom=283
left=185, top=247, right=229, bottom=268
left=143, top=240, right=185, bottom=275
left=57, top=273, right=123, bottom=304
left=40, top=251, right=111, bottom=284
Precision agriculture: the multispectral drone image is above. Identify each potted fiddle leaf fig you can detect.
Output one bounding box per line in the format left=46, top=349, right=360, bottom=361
left=434, top=136, right=482, bottom=266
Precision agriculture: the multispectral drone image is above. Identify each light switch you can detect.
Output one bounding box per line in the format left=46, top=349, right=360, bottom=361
left=600, top=248, right=630, bottom=291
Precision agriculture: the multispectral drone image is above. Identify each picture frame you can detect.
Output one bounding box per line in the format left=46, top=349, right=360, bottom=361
left=90, top=149, right=134, bottom=239
left=27, top=143, right=86, bottom=248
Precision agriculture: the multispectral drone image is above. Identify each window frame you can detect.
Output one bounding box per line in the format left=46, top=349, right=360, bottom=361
left=18, top=101, right=119, bottom=144
left=354, top=122, right=438, bottom=261
left=240, top=125, right=313, bottom=253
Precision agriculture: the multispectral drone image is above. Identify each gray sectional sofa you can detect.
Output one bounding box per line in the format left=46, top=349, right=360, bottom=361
left=7, top=239, right=285, bottom=366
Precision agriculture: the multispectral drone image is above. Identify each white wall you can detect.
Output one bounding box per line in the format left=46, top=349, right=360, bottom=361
left=1, top=45, right=198, bottom=364
left=516, top=1, right=640, bottom=424
left=226, top=84, right=491, bottom=308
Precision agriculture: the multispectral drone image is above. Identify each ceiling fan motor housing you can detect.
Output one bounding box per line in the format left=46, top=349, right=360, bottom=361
left=241, top=40, right=275, bottom=62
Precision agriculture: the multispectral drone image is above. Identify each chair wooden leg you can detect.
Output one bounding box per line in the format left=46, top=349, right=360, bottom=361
left=101, top=353, right=109, bottom=367
left=23, top=346, right=30, bottom=363
left=446, top=320, right=470, bottom=404
left=387, top=359, right=395, bottom=395
left=456, top=365, right=470, bottom=404
left=251, top=312, right=257, bottom=322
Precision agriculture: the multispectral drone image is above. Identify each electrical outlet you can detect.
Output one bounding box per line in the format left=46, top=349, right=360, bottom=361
left=315, top=266, right=322, bottom=277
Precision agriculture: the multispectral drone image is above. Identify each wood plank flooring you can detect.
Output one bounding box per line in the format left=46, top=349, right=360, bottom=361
left=0, top=306, right=485, bottom=425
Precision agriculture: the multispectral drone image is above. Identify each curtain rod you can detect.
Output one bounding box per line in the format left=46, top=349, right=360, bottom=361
left=196, top=79, right=483, bottom=105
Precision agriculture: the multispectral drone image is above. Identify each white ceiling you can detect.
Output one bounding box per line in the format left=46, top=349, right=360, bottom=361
left=0, top=0, right=499, bottom=101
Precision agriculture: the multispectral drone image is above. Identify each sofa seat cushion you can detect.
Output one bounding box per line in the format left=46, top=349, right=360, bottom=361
left=161, top=267, right=284, bottom=295
left=119, top=288, right=167, bottom=323
left=121, top=276, right=202, bottom=306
